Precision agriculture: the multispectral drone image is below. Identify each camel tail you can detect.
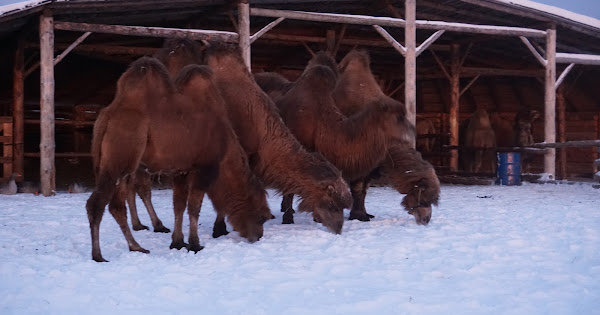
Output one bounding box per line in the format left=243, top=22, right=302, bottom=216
left=91, top=109, right=109, bottom=178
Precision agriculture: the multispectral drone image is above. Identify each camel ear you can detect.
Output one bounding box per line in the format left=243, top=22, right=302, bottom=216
left=327, top=184, right=335, bottom=197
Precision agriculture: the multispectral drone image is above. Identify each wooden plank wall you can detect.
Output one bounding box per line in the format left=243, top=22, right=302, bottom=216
left=0, top=116, right=13, bottom=178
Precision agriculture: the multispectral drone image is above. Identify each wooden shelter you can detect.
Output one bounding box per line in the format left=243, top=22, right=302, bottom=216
left=0, top=0, right=599, bottom=195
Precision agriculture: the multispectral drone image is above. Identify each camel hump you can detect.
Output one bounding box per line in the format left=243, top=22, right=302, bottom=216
left=298, top=65, right=337, bottom=91
left=118, top=57, right=173, bottom=93
left=306, top=51, right=338, bottom=77
left=174, top=64, right=213, bottom=87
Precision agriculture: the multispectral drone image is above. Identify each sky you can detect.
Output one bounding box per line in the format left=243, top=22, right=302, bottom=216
left=0, top=0, right=599, bottom=20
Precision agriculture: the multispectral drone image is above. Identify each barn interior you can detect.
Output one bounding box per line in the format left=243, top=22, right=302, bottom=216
left=0, top=0, right=599, bottom=192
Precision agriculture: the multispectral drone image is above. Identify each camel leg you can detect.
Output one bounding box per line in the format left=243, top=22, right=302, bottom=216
left=126, top=172, right=148, bottom=231
left=170, top=174, right=188, bottom=250
left=281, top=194, right=295, bottom=224
left=186, top=186, right=205, bottom=253
left=212, top=213, right=229, bottom=238
left=280, top=193, right=295, bottom=213
left=348, top=180, right=373, bottom=221
left=86, top=175, right=116, bottom=262
left=108, top=177, right=149, bottom=255
left=136, top=171, right=170, bottom=233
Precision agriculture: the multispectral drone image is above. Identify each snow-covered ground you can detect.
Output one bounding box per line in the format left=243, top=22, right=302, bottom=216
left=1, top=183, right=599, bottom=314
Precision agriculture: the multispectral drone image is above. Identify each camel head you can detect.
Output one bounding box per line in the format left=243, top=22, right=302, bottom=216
left=401, top=170, right=440, bottom=226
left=299, top=176, right=352, bottom=235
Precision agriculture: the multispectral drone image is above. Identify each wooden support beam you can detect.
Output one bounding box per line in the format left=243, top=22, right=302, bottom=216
left=430, top=50, right=451, bottom=81
left=556, top=53, right=600, bottom=65
left=250, top=7, right=547, bottom=37
left=449, top=44, right=460, bottom=172
left=555, top=63, right=575, bottom=89
left=458, top=42, right=473, bottom=68
left=13, top=38, right=25, bottom=179
left=415, top=30, right=444, bottom=57
left=460, top=74, right=480, bottom=97
left=25, top=31, right=92, bottom=77
left=54, top=21, right=239, bottom=42
left=249, top=17, right=284, bottom=44
left=39, top=9, right=56, bottom=196
left=387, top=81, right=405, bottom=97
left=373, top=25, right=405, bottom=56
left=325, top=29, right=336, bottom=53
left=302, top=42, right=315, bottom=57
left=544, top=28, right=556, bottom=179
left=333, top=24, right=346, bottom=57
left=519, top=36, right=547, bottom=66
left=460, top=67, right=544, bottom=77
left=237, top=0, right=251, bottom=70
left=405, top=0, right=416, bottom=148
left=556, top=87, right=567, bottom=179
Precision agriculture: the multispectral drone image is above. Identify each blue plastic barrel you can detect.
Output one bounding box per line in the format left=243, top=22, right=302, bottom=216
left=497, top=152, right=521, bottom=185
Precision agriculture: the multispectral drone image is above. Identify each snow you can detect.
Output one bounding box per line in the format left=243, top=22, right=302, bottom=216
left=1, top=183, right=599, bottom=314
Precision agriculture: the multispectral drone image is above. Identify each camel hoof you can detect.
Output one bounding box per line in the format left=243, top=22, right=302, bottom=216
left=92, top=255, right=108, bottom=263
left=212, top=227, right=229, bottom=239
left=169, top=241, right=187, bottom=250
left=133, top=224, right=149, bottom=231
left=367, top=213, right=375, bottom=219
left=282, top=217, right=294, bottom=224
left=130, top=246, right=150, bottom=254
left=154, top=225, right=171, bottom=233
left=187, top=244, right=205, bottom=253
left=349, top=212, right=371, bottom=222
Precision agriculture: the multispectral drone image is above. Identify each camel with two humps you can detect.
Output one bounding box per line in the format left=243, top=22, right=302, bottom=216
left=87, top=57, right=269, bottom=262
left=273, top=51, right=410, bottom=223
left=204, top=43, right=352, bottom=235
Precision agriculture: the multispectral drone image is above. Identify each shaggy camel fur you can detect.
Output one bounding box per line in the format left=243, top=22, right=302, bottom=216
left=275, top=51, right=409, bottom=222
left=204, top=43, right=352, bottom=234
left=87, top=57, right=267, bottom=262
left=461, top=108, right=497, bottom=174
left=331, top=49, right=416, bottom=220
left=370, top=146, right=440, bottom=225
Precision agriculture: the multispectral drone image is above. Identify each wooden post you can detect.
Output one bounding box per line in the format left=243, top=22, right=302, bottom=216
left=325, top=29, right=336, bottom=54
left=405, top=0, right=416, bottom=148
left=449, top=44, right=460, bottom=172
left=39, top=9, right=56, bottom=196
left=237, top=0, right=251, bottom=71
left=13, top=38, right=24, bottom=179
left=544, top=28, right=556, bottom=179
left=556, top=86, right=567, bottom=179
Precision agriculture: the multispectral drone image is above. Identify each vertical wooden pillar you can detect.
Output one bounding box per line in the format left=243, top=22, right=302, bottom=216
left=544, top=28, right=556, bottom=179
left=404, top=0, right=416, bottom=148
left=237, top=0, right=251, bottom=71
left=325, top=29, right=336, bottom=54
left=13, top=38, right=25, bottom=179
left=39, top=9, right=56, bottom=196
left=556, top=87, right=567, bottom=179
left=449, top=44, right=460, bottom=172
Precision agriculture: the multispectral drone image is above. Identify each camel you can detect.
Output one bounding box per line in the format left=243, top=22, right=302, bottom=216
left=204, top=43, right=352, bottom=235
left=87, top=57, right=268, bottom=262
left=274, top=51, right=409, bottom=222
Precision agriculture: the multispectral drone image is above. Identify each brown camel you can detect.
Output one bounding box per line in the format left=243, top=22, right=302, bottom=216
left=174, top=64, right=272, bottom=241
left=87, top=57, right=267, bottom=262
left=253, top=72, right=293, bottom=103
left=416, top=116, right=436, bottom=155
left=330, top=49, right=416, bottom=220
left=370, top=145, right=440, bottom=225
left=461, top=108, right=497, bottom=174
left=204, top=43, right=352, bottom=234
left=275, top=51, right=409, bottom=222
left=514, top=109, right=540, bottom=173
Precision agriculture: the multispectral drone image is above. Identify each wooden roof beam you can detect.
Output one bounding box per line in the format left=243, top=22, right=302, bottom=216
left=54, top=21, right=239, bottom=42
left=250, top=7, right=547, bottom=37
